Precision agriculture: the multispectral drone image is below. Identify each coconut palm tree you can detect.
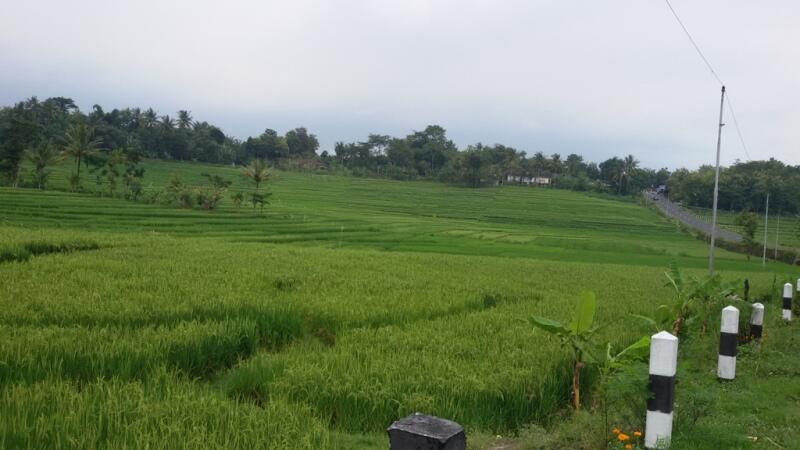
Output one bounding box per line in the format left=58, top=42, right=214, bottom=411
left=62, top=123, right=102, bottom=189
left=532, top=151, right=547, bottom=179
left=140, top=108, right=158, bottom=128
left=241, top=158, right=270, bottom=189
left=160, top=115, right=176, bottom=130
left=550, top=153, right=563, bottom=175
left=623, top=154, right=638, bottom=175
left=620, top=154, right=639, bottom=194
left=25, top=141, right=63, bottom=189
left=177, top=110, right=193, bottom=129
left=241, top=159, right=271, bottom=209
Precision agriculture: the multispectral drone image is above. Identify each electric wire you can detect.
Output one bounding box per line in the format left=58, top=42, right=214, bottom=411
left=725, top=95, right=752, bottom=161
left=663, top=0, right=751, bottom=161
left=663, top=0, right=724, bottom=85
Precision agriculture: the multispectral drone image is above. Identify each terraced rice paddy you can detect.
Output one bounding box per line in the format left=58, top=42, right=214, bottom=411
left=684, top=204, right=800, bottom=250
left=0, top=160, right=795, bottom=448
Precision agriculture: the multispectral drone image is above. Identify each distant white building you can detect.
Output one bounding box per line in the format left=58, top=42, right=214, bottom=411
left=505, top=174, right=551, bottom=186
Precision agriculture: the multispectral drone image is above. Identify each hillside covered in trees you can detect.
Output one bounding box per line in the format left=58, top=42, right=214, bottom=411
left=1, top=96, right=797, bottom=213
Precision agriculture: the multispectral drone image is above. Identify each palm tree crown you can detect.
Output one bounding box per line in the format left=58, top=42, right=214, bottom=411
left=177, top=110, right=193, bottom=129
left=242, top=159, right=270, bottom=189
left=62, top=123, right=102, bottom=183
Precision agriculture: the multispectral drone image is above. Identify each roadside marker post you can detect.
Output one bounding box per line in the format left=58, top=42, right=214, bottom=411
left=718, top=306, right=739, bottom=380
left=645, top=331, right=678, bottom=449
left=749, top=303, right=764, bottom=340
left=783, top=283, right=793, bottom=321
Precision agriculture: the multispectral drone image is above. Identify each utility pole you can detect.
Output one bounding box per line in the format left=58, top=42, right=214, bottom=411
left=775, top=212, right=780, bottom=260
left=762, top=193, right=770, bottom=266
left=709, top=85, right=726, bottom=275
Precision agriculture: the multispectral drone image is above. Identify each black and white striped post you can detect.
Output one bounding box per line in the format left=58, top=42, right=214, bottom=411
left=645, top=331, right=678, bottom=449
left=718, top=306, right=739, bottom=380
left=749, top=303, right=764, bottom=340
left=783, top=283, right=793, bottom=321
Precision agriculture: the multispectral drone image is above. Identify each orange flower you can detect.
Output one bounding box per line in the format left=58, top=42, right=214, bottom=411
left=612, top=428, right=621, bottom=435
left=618, top=433, right=630, bottom=442
left=633, top=431, right=642, bottom=437
left=625, top=445, right=633, bottom=450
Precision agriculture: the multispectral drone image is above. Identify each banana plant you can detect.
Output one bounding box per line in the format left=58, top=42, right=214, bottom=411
left=632, top=261, right=739, bottom=337
left=529, top=291, right=601, bottom=410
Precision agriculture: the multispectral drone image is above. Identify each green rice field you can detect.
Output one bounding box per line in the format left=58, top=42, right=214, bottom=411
left=1, top=160, right=797, bottom=449
left=684, top=204, right=800, bottom=250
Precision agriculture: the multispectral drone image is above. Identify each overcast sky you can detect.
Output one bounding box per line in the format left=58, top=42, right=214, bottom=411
left=1, top=0, right=797, bottom=169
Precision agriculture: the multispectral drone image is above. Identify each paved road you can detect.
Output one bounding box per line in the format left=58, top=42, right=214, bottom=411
left=645, top=192, right=743, bottom=243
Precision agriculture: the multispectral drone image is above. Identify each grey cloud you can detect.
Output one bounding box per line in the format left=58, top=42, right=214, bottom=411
left=1, top=0, right=797, bottom=169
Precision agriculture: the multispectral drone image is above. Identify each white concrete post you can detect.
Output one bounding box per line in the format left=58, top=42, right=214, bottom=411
left=783, top=283, right=793, bottom=321
left=749, top=303, right=764, bottom=339
left=645, top=331, right=678, bottom=449
left=718, top=306, right=739, bottom=380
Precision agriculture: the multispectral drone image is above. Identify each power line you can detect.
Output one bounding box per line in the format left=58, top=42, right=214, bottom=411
left=662, top=0, right=751, bottom=162
left=725, top=94, right=751, bottom=161
left=663, top=0, right=724, bottom=85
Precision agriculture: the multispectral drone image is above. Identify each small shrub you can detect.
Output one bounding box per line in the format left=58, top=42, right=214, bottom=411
left=274, top=276, right=299, bottom=291
left=482, top=293, right=498, bottom=309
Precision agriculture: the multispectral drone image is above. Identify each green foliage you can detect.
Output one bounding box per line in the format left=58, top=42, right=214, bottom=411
left=595, top=336, right=650, bottom=438
left=241, top=158, right=270, bottom=189
left=669, top=159, right=800, bottom=215
left=24, top=141, right=62, bottom=189
left=231, top=191, right=244, bottom=208
left=96, top=149, right=126, bottom=196
left=734, top=210, right=759, bottom=258
left=734, top=210, right=759, bottom=240
left=68, top=172, right=81, bottom=192
left=61, top=123, right=102, bottom=189
left=530, top=291, right=601, bottom=409
left=602, top=360, right=650, bottom=430
left=249, top=191, right=271, bottom=210
left=0, top=101, right=41, bottom=185
left=602, top=336, right=650, bottom=371
left=153, top=171, right=234, bottom=210
left=633, top=261, right=739, bottom=336
left=195, top=173, right=232, bottom=210
left=240, top=159, right=272, bottom=209
left=161, top=173, right=195, bottom=208
left=285, top=127, right=319, bottom=158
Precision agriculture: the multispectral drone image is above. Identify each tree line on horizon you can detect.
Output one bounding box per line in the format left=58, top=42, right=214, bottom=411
left=1, top=96, right=798, bottom=214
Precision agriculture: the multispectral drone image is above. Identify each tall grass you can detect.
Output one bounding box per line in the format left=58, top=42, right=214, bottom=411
left=0, top=371, right=333, bottom=449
